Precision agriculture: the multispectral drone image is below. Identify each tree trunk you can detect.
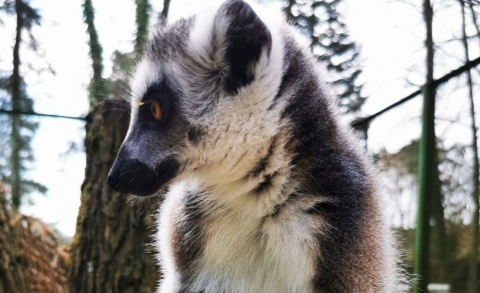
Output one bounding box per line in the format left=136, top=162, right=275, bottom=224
left=10, top=0, right=24, bottom=208
left=460, top=1, right=480, bottom=292
left=134, top=0, right=151, bottom=55
left=69, top=102, right=160, bottom=293
left=414, top=0, right=438, bottom=292
left=159, top=0, right=171, bottom=26
left=83, top=0, right=107, bottom=107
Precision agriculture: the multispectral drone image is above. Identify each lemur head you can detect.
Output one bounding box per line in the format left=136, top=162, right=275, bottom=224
left=108, top=0, right=287, bottom=196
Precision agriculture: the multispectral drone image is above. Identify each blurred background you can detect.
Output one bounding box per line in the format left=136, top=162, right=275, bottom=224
left=0, top=0, right=479, bottom=292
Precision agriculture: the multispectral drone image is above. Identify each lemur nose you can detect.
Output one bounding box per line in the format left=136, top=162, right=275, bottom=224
left=108, top=159, right=158, bottom=195
left=107, top=172, right=120, bottom=192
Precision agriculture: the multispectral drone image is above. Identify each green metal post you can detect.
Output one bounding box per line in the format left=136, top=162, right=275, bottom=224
left=414, top=84, right=436, bottom=293
left=414, top=0, right=436, bottom=291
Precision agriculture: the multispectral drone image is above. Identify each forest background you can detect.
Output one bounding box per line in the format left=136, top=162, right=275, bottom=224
left=0, top=0, right=479, bottom=292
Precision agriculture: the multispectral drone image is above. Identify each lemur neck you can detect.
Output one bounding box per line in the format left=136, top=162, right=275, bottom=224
left=191, top=130, right=297, bottom=218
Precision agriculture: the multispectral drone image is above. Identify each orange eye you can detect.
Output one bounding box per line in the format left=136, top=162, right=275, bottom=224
left=150, top=101, right=162, bottom=121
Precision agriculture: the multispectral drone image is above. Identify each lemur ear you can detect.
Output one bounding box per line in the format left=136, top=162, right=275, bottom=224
left=216, top=0, right=272, bottom=94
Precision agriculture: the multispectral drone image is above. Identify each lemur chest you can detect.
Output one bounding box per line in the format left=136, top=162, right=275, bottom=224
left=159, top=183, right=317, bottom=293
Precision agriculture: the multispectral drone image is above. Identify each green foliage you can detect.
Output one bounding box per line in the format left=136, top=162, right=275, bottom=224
left=282, top=0, right=364, bottom=113
left=1, top=0, right=40, bottom=24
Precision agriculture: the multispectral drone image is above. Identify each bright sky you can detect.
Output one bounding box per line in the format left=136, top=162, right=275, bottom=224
left=1, top=0, right=477, bottom=236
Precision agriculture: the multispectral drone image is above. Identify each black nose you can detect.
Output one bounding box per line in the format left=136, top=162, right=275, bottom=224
left=108, top=159, right=159, bottom=195
left=107, top=172, right=120, bottom=192
left=107, top=158, right=180, bottom=196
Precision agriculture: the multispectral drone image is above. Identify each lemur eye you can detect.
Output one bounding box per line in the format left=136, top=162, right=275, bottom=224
left=150, top=101, right=162, bottom=121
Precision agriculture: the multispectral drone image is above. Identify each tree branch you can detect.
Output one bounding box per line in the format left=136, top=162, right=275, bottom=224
left=352, top=55, right=480, bottom=129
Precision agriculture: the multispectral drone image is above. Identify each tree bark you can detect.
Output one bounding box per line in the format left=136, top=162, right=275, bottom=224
left=460, top=1, right=480, bottom=292
left=10, top=0, right=24, bottom=208
left=69, top=102, right=160, bottom=293
left=83, top=0, right=107, bottom=107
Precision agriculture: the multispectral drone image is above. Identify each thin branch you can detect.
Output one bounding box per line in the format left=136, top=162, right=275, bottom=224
left=352, top=55, right=480, bottom=129
left=467, top=0, right=480, bottom=38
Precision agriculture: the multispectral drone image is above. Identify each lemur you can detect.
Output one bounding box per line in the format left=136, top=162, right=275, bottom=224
left=107, top=0, right=401, bottom=292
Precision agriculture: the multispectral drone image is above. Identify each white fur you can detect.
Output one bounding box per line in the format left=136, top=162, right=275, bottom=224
left=157, top=179, right=328, bottom=293
left=190, top=200, right=317, bottom=293
left=157, top=183, right=186, bottom=292
left=188, top=1, right=224, bottom=57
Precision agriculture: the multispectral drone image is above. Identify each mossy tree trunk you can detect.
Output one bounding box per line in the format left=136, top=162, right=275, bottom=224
left=82, top=0, right=107, bottom=107
left=69, top=103, right=160, bottom=293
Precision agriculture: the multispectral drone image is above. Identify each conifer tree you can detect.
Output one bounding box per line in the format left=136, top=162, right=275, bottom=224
left=283, top=0, right=364, bottom=113
left=0, top=0, right=46, bottom=208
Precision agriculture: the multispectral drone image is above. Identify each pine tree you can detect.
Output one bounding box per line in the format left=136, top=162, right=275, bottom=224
left=0, top=0, right=46, bottom=208
left=282, top=0, right=364, bottom=113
